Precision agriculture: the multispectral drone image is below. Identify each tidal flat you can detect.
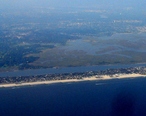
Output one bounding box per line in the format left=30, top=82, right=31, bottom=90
left=30, top=33, right=146, bottom=68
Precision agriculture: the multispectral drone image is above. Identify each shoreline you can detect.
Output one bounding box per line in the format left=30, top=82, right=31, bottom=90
left=0, top=73, right=145, bottom=88
left=1, top=63, right=146, bottom=77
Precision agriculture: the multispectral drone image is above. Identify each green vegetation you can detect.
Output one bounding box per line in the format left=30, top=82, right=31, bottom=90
left=0, top=7, right=146, bottom=71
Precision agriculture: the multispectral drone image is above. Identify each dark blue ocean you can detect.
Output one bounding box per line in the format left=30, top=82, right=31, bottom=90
left=0, top=78, right=146, bottom=116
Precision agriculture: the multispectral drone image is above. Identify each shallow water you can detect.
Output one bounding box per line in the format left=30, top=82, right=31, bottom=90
left=0, top=63, right=146, bottom=77
left=61, top=33, right=146, bottom=55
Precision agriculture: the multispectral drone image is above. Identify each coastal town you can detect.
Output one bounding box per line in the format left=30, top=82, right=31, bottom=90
left=0, top=66, right=146, bottom=87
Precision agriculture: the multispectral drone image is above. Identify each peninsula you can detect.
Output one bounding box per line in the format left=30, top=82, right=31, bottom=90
left=0, top=66, right=146, bottom=88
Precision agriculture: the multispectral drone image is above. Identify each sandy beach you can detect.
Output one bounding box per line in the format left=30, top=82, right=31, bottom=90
left=0, top=73, right=145, bottom=88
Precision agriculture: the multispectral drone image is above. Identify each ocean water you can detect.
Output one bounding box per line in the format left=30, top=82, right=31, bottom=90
left=0, top=78, right=146, bottom=116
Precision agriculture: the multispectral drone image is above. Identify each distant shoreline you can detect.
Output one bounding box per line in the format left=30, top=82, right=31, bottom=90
left=0, top=73, right=145, bottom=88
left=1, top=63, right=146, bottom=78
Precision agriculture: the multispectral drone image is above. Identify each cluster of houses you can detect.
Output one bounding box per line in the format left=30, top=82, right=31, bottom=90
left=0, top=66, right=146, bottom=84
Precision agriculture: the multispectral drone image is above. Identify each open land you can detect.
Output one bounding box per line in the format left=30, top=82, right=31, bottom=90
left=1, top=7, right=146, bottom=71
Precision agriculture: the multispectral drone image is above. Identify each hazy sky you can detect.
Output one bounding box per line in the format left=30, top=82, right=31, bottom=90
left=0, top=0, right=146, bottom=10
